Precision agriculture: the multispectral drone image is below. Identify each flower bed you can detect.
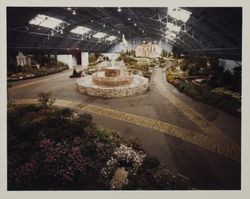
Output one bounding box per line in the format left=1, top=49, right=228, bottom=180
left=167, top=69, right=241, bottom=117
left=7, top=65, right=68, bottom=81
left=8, top=104, right=192, bottom=190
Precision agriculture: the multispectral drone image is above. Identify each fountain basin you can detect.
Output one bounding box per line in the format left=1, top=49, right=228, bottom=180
left=76, top=75, right=149, bottom=98
left=105, top=67, right=121, bottom=77
left=92, top=71, right=133, bottom=87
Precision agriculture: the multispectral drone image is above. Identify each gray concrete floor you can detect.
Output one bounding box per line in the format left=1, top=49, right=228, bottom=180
left=9, top=68, right=241, bottom=190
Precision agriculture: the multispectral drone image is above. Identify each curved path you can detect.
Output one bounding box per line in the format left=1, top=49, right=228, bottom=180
left=9, top=68, right=241, bottom=189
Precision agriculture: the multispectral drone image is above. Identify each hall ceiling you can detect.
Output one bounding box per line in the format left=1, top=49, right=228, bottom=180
left=7, top=7, right=242, bottom=60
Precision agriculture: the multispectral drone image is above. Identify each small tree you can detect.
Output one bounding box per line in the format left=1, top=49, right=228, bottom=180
left=161, top=49, right=168, bottom=57
left=232, top=66, right=241, bottom=93
left=208, top=59, right=225, bottom=87
left=38, top=91, right=56, bottom=107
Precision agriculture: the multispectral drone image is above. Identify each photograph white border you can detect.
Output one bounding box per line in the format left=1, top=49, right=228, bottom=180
left=1, top=0, right=250, bottom=198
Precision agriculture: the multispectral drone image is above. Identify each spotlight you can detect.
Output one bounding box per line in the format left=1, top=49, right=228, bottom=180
left=103, top=24, right=106, bottom=28
left=72, top=10, right=76, bottom=15
left=117, top=7, right=122, bottom=12
left=91, top=19, right=94, bottom=23
left=118, top=30, right=121, bottom=34
left=67, top=7, right=72, bottom=11
left=127, top=17, right=131, bottom=21
left=134, top=23, right=137, bottom=26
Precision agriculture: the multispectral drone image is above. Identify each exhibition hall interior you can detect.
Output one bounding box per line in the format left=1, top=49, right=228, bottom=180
left=7, top=7, right=242, bottom=190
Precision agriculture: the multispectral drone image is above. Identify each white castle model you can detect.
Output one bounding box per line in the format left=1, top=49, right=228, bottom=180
left=135, top=42, right=162, bottom=58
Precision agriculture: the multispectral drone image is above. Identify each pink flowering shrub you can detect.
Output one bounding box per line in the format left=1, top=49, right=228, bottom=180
left=8, top=104, right=191, bottom=190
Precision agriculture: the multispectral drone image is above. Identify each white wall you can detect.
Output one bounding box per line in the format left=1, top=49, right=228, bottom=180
left=72, top=55, right=78, bottom=66
left=219, top=59, right=242, bottom=72
left=81, top=52, right=89, bottom=66
left=57, top=55, right=73, bottom=68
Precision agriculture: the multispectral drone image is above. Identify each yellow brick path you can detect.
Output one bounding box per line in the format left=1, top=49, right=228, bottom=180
left=15, top=98, right=240, bottom=161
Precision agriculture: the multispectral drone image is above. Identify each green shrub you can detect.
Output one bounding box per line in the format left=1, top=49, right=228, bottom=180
left=96, top=128, right=111, bottom=142
left=37, top=92, right=56, bottom=107
left=141, top=156, right=160, bottom=171
left=127, top=137, right=142, bottom=150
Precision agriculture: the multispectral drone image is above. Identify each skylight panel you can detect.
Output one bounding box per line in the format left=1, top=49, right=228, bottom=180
left=29, top=14, right=64, bottom=29
left=167, top=22, right=181, bottom=33
left=106, top=36, right=118, bottom=41
left=165, top=35, right=174, bottom=41
left=70, top=26, right=91, bottom=35
left=166, top=30, right=177, bottom=39
left=93, top=32, right=107, bottom=39
left=168, top=7, right=192, bottom=22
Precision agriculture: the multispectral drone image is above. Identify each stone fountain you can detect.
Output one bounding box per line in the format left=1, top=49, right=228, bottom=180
left=76, top=61, right=149, bottom=98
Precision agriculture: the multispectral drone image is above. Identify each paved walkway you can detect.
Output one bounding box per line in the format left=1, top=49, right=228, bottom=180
left=9, top=68, right=241, bottom=189
left=15, top=96, right=239, bottom=162
left=153, top=68, right=240, bottom=161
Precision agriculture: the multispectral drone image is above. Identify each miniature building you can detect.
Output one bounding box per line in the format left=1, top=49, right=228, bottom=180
left=16, top=52, right=31, bottom=66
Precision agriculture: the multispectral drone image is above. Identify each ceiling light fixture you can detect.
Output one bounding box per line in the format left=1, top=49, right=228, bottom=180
left=134, top=23, right=137, bottom=26
left=127, top=17, right=131, bottom=21
left=72, top=10, right=76, bottom=15
left=67, top=7, right=72, bottom=11
left=117, top=7, right=122, bottom=12
left=103, top=24, right=106, bottom=28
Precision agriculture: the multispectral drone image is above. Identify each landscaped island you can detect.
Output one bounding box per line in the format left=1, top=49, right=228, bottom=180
left=8, top=103, right=191, bottom=190
left=166, top=56, right=241, bottom=117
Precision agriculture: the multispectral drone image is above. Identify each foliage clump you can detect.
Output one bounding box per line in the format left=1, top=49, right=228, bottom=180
left=37, top=91, right=56, bottom=107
